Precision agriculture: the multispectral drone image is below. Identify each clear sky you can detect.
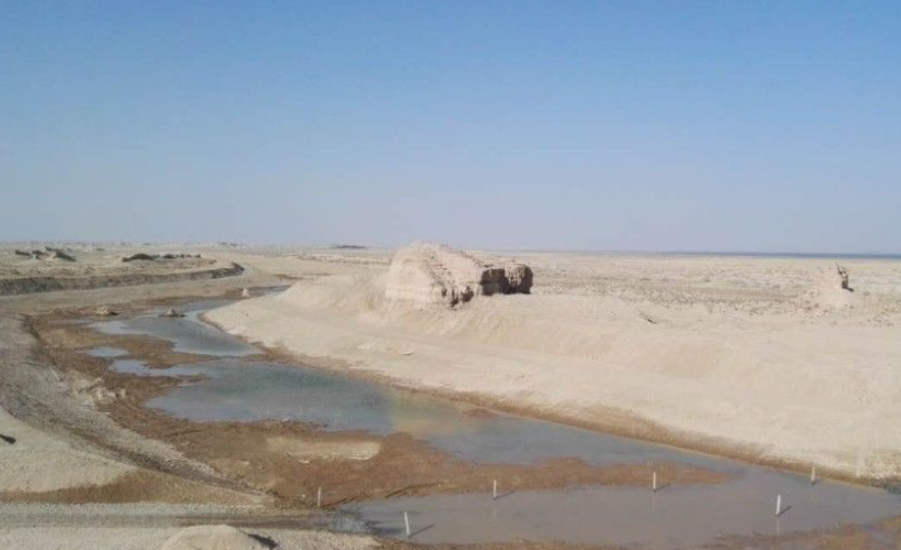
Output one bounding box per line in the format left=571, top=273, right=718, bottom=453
left=1, top=1, right=899, bottom=252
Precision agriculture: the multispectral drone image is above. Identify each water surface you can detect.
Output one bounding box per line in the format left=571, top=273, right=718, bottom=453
left=352, top=474, right=900, bottom=549
left=139, top=358, right=726, bottom=469
left=82, top=298, right=901, bottom=549
left=90, top=300, right=259, bottom=357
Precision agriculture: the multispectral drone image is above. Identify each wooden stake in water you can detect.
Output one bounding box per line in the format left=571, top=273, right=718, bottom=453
left=775, top=494, right=783, bottom=517
left=492, top=479, right=498, bottom=500
left=403, top=511, right=411, bottom=538
left=652, top=471, right=658, bottom=492
left=811, top=465, right=817, bottom=485
left=317, top=486, right=322, bottom=508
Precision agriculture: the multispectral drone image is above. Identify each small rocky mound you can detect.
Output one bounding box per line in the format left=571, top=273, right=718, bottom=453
left=122, top=252, right=201, bottom=262
left=122, top=252, right=156, bottom=262
left=50, top=249, right=76, bottom=261
left=14, top=248, right=74, bottom=260
left=385, top=242, right=533, bottom=309
left=160, top=525, right=271, bottom=550
left=800, top=264, right=856, bottom=311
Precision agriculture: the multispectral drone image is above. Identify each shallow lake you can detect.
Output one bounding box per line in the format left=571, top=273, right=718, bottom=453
left=85, top=299, right=901, bottom=549
left=90, top=300, right=260, bottom=357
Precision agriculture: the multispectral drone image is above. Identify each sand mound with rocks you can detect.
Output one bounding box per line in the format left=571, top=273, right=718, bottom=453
left=800, top=264, right=857, bottom=311
left=160, top=525, right=270, bottom=550
left=385, top=242, right=532, bottom=309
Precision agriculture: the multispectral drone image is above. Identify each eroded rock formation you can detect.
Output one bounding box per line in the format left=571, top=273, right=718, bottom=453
left=385, top=242, right=532, bottom=309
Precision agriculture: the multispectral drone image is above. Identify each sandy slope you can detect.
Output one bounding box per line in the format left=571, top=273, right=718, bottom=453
left=0, top=406, right=135, bottom=492
left=207, top=250, right=901, bottom=481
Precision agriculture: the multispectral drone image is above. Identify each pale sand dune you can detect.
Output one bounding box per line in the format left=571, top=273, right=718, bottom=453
left=207, top=248, right=901, bottom=481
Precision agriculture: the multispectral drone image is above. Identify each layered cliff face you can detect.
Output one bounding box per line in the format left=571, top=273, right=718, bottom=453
left=385, top=243, right=532, bottom=309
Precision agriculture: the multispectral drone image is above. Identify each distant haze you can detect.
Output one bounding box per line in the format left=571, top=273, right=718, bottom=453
left=1, top=2, right=899, bottom=253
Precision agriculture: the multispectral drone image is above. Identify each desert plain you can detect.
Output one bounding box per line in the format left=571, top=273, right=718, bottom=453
left=2, top=242, right=901, bottom=550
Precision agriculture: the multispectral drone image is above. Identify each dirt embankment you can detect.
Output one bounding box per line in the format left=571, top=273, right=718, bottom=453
left=0, top=262, right=245, bottom=296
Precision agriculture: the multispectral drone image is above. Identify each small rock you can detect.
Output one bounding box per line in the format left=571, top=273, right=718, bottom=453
left=94, top=306, right=118, bottom=317
left=162, top=308, right=185, bottom=318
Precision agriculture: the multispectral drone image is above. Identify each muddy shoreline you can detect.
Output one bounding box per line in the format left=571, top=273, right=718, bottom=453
left=204, top=313, right=889, bottom=491
left=22, top=301, right=730, bottom=509
left=2, top=268, right=901, bottom=549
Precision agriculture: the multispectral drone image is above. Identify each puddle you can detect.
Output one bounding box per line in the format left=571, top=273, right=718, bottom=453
left=131, top=358, right=723, bottom=469
left=82, top=298, right=901, bottom=548
left=351, top=474, right=901, bottom=548
left=90, top=300, right=259, bottom=357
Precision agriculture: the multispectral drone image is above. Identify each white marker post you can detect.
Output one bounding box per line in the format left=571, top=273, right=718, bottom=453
left=775, top=494, right=783, bottom=517
left=317, top=486, right=322, bottom=508
left=403, top=511, right=411, bottom=538
left=492, top=479, right=498, bottom=500
left=811, top=465, right=817, bottom=485
left=652, top=471, right=658, bottom=492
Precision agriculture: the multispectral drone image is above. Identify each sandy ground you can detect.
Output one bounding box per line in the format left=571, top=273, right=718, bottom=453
left=3, top=243, right=901, bottom=550
left=0, top=503, right=377, bottom=550
left=0, top=404, right=136, bottom=492
left=206, top=248, right=901, bottom=482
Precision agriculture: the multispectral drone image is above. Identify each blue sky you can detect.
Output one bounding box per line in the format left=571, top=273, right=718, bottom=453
left=1, top=1, right=899, bottom=252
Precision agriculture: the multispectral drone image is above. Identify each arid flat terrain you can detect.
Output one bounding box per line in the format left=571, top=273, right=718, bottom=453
left=2, top=243, right=901, bottom=550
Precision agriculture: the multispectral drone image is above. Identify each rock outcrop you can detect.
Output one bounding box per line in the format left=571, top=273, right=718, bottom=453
left=385, top=242, right=532, bottom=309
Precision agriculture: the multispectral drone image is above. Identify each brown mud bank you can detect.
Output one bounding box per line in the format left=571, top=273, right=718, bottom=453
left=23, top=306, right=730, bottom=508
